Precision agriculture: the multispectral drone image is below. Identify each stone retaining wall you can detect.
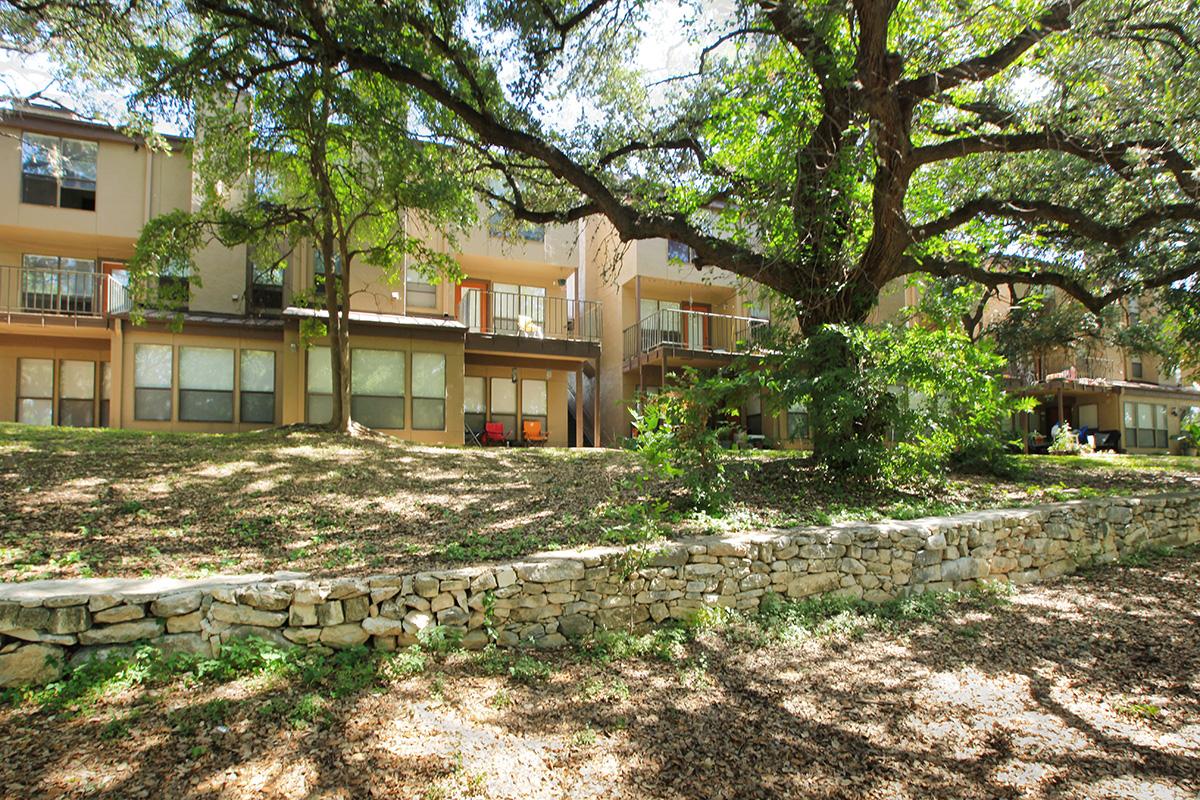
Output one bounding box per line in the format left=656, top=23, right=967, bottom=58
left=3, top=491, right=1198, bottom=686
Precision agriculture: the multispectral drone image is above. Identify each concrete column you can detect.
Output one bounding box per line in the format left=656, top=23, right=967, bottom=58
left=110, top=321, right=125, bottom=428
left=592, top=360, right=600, bottom=448
left=575, top=365, right=584, bottom=448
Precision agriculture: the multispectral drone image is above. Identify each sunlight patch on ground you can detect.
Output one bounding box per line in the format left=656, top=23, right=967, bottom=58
left=1077, top=776, right=1195, bottom=800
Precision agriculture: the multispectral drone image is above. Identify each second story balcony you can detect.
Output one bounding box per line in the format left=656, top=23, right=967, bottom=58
left=457, top=288, right=601, bottom=359
left=1, top=263, right=131, bottom=327
left=1006, top=353, right=1121, bottom=386
left=623, top=308, right=770, bottom=368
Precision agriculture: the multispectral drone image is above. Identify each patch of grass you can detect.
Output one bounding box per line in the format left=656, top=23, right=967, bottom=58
left=1115, top=702, right=1162, bottom=720
left=508, top=655, right=553, bottom=685
left=572, top=726, right=598, bottom=747
left=1, top=637, right=394, bottom=712
left=3, top=423, right=1196, bottom=582
left=1119, top=544, right=1176, bottom=567
left=577, top=626, right=695, bottom=665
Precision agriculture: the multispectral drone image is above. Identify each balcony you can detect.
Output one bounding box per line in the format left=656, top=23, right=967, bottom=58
left=457, top=289, right=601, bottom=359
left=1006, top=354, right=1120, bottom=386
left=623, top=308, right=770, bottom=367
left=0, top=264, right=131, bottom=326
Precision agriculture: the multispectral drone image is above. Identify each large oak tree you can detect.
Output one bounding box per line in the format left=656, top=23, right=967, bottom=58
left=6, top=0, right=1197, bottom=329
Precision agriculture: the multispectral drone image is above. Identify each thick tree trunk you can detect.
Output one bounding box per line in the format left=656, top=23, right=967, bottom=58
left=320, top=235, right=353, bottom=434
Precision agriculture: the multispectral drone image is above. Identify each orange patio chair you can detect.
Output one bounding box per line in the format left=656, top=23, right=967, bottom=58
left=522, top=420, right=549, bottom=446
left=482, top=421, right=507, bottom=446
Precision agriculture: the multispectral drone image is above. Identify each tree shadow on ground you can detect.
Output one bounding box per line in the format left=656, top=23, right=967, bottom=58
left=1, top=557, right=1198, bottom=798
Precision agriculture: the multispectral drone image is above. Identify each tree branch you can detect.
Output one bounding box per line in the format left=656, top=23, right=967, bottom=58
left=911, top=197, right=1200, bottom=245
left=901, top=0, right=1081, bottom=99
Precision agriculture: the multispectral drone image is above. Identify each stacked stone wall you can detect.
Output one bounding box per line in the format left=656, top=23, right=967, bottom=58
left=3, top=492, right=1198, bottom=686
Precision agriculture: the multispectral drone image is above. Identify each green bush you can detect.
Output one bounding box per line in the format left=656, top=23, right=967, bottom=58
left=629, top=367, right=746, bottom=511
left=761, top=324, right=1029, bottom=483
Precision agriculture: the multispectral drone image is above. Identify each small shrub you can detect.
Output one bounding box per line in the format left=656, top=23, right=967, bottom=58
left=389, top=645, right=427, bottom=677
left=288, top=692, right=330, bottom=728
left=507, top=655, right=552, bottom=685
left=418, top=625, right=464, bottom=653
left=630, top=368, right=743, bottom=512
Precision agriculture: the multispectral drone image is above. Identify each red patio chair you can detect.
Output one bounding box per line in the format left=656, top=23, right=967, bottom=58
left=482, top=421, right=506, bottom=446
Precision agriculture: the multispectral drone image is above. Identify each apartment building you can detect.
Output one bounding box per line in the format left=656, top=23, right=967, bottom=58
left=581, top=216, right=803, bottom=448
left=985, top=289, right=1200, bottom=454
left=0, top=105, right=601, bottom=446
left=3, top=104, right=1194, bottom=455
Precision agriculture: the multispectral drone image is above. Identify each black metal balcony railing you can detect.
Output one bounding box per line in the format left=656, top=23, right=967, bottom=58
left=1006, top=354, right=1119, bottom=385
left=0, top=264, right=132, bottom=319
left=457, top=289, right=601, bottom=343
left=623, top=308, right=771, bottom=359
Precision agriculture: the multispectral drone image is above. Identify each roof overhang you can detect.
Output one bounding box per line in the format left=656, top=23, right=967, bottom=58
left=283, top=306, right=468, bottom=338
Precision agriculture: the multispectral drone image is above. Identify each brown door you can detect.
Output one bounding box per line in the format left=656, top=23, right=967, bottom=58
left=681, top=302, right=710, bottom=349
left=456, top=279, right=490, bottom=332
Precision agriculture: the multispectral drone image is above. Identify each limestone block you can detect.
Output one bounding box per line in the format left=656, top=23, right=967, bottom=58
left=78, top=618, right=164, bottom=646
left=316, top=601, right=344, bottom=627
left=167, top=611, right=203, bottom=633
left=92, top=605, right=142, bottom=625
left=0, top=644, right=64, bottom=687
left=47, top=605, right=92, bottom=633
left=151, top=591, right=202, bottom=618
left=319, top=623, right=370, bottom=648
left=210, top=602, right=287, bottom=628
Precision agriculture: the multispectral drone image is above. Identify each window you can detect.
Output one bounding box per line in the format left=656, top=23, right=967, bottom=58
left=240, top=350, right=276, bottom=424
left=21, top=255, right=96, bottom=313
left=306, top=346, right=332, bottom=424
left=521, top=379, right=547, bottom=439
left=1124, top=401, right=1168, bottom=449
left=313, top=249, right=341, bottom=293
left=667, top=239, right=694, bottom=264
left=21, top=133, right=97, bottom=210
left=787, top=403, right=809, bottom=440
left=178, top=347, right=234, bottom=422
left=1130, top=358, right=1144, bottom=380
left=493, top=284, right=545, bottom=334
left=745, top=394, right=763, bottom=437
left=487, top=205, right=545, bottom=241
left=100, top=362, right=112, bottom=427
left=158, top=259, right=190, bottom=309
left=406, top=270, right=437, bottom=308
left=464, top=376, right=486, bottom=437
left=249, top=248, right=285, bottom=312
left=18, top=359, right=53, bottom=425
left=490, top=377, right=517, bottom=438
left=518, top=223, right=546, bottom=242
left=134, top=344, right=173, bottom=421
left=59, top=360, right=95, bottom=427
left=412, top=352, right=446, bottom=430
left=351, top=349, right=405, bottom=428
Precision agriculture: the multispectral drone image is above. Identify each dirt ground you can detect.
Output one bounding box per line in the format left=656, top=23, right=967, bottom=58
left=2, top=551, right=1196, bottom=799
left=3, top=424, right=1199, bottom=583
